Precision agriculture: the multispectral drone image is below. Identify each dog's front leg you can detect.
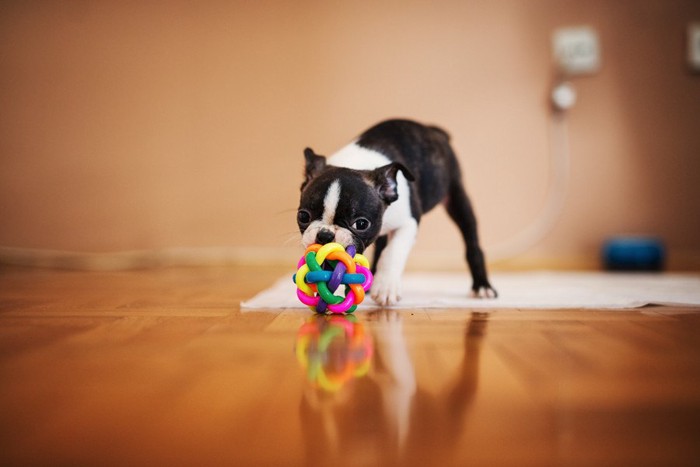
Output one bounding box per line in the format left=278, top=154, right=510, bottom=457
left=371, top=220, right=417, bottom=306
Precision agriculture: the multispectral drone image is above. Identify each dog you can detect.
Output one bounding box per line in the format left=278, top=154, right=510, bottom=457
left=297, top=119, right=496, bottom=305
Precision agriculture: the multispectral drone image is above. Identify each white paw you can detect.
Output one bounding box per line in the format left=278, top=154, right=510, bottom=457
left=470, top=286, right=498, bottom=299
left=371, top=273, right=402, bottom=306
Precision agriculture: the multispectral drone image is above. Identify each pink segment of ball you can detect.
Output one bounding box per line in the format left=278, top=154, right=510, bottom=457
left=357, top=265, right=373, bottom=291
left=327, top=290, right=356, bottom=313
left=297, top=288, right=319, bottom=307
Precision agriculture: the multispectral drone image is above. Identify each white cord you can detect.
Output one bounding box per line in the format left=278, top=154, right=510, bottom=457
left=488, top=106, right=572, bottom=261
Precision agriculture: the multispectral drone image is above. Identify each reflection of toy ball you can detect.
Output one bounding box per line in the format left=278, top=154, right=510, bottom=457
left=293, top=243, right=373, bottom=314
left=295, top=315, right=373, bottom=392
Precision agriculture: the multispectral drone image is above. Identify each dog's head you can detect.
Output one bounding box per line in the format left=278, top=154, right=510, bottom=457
left=297, top=148, right=413, bottom=253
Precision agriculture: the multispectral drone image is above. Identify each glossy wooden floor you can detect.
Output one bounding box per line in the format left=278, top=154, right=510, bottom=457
left=1, top=265, right=699, bottom=466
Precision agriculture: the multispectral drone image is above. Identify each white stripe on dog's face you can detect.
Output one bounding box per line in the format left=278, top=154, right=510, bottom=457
left=322, top=180, right=341, bottom=225
left=301, top=178, right=355, bottom=248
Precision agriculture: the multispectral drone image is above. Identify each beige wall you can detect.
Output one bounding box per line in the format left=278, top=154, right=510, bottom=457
left=1, top=0, right=699, bottom=269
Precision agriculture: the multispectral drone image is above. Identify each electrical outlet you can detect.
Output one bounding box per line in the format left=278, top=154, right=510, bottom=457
left=688, top=23, right=700, bottom=71
left=552, top=26, right=601, bottom=75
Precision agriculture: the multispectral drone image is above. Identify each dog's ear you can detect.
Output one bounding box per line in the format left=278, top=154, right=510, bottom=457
left=302, top=147, right=326, bottom=190
left=370, top=162, right=415, bottom=204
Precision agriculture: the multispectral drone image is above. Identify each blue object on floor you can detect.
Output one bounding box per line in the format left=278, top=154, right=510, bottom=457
left=602, top=236, right=665, bottom=271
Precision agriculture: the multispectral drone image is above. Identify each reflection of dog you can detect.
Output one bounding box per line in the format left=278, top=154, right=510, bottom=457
left=297, top=119, right=496, bottom=306
left=298, top=311, right=489, bottom=465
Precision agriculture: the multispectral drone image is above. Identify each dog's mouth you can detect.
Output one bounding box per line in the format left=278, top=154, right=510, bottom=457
left=301, top=225, right=368, bottom=253
left=351, top=237, right=368, bottom=254
left=302, top=237, right=365, bottom=252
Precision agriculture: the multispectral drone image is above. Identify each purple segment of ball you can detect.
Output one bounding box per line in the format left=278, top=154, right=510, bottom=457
left=327, top=245, right=355, bottom=292
left=318, top=245, right=356, bottom=314
left=328, top=261, right=346, bottom=292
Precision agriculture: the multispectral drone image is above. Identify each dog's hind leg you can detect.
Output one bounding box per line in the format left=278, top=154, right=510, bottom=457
left=444, top=181, right=497, bottom=298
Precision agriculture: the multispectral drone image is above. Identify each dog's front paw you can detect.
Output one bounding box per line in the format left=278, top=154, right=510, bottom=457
left=371, top=273, right=402, bottom=307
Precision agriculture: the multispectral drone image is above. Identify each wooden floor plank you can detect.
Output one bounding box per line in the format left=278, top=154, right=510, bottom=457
left=1, top=265, right=699, bottom=466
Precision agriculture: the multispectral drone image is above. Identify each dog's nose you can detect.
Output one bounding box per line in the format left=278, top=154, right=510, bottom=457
left=315, top=229, right=335, bottom=245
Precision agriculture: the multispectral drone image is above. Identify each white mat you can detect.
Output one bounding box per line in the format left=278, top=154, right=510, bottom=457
left=241, top=271, right=700, bottom=310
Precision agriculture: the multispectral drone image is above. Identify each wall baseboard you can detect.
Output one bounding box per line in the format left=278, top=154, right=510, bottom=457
left=1, top=245, right=698, bottom=272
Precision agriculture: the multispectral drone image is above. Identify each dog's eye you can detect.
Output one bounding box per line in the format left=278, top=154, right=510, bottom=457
left=297, top=210, right=312, bottom=225
left=352, top=218, right=371, bottom=231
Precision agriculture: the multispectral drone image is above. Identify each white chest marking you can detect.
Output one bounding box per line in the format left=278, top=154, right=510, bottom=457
left=328, top=142, right=413, bottom=235
left=328, top=142, right=391, bottom=170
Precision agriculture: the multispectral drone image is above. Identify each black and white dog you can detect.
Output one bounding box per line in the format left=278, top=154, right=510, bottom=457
left=297, top=119, right=496, bottom=306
